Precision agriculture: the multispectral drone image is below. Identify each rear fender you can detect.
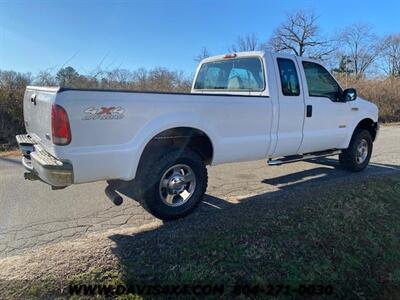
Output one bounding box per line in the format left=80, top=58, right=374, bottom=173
left=126, top=111, right=218, bottom=180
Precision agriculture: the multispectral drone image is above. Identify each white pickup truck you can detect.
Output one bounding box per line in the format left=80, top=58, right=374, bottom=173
left=17, top=51, right=379, bottom=220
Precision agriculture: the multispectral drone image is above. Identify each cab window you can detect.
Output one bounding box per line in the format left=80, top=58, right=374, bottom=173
left=277, top=58, right=300, bottom=96
left=302, top=61, right=342, bottom=101
left=194, top=57, right=265, bottom=91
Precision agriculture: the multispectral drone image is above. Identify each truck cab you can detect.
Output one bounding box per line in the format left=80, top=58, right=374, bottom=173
left=192, top=51, right=378, bottom=158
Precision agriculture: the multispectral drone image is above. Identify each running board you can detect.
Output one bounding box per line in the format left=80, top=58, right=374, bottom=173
left=268, top=150, right=341, bottom=166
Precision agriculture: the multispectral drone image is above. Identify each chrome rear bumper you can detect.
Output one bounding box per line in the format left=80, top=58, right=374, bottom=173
left=16, top=134, right=73, bottom=188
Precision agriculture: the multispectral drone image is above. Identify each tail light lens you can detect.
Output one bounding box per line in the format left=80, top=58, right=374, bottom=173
left=51, top=104, right=71, bottom=145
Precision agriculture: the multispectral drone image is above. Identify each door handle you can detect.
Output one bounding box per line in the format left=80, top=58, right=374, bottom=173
left=31, top=94, right=37, bottom=105
left=306, top=105, right=312, bottom=117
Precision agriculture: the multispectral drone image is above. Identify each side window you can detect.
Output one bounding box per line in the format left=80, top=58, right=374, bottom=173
left=277, top=58, right=300, bottom=96
left=302, top=61, right=342, bottom=101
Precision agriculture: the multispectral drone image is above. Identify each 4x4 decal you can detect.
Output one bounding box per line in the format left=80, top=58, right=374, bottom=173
left=82, top=106, right=125, bottom=120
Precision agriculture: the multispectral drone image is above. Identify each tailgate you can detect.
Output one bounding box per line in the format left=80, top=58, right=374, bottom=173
left=23, top=86, right=59, bottom=152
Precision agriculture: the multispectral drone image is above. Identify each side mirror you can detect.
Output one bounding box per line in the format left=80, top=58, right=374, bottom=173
left=342, top=88, right=357, bottom=102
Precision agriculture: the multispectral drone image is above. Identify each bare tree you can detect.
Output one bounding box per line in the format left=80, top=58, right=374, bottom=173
left=228, top=33, right=260, bottom=52
left=194, top=47, right=211, bottom=62
left=338, top=23, right=382, bottom=79
left=132, top=68, right=149, bottom=90
left=100, top=69, right=133, bottom=88
left=381, top=34, right=400, bottom=77
left=267, top=10, right=332, bottom=59
left=34, top=71, right=56, bottom=86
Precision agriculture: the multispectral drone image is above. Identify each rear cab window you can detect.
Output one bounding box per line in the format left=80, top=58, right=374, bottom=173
left=194, top=57, right=265, bottom=93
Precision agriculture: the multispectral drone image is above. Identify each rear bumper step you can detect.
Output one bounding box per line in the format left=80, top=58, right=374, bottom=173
left=268, top=150, right=341, bottom=166
left=16, top=134, right=73, bottom=187
left=16, top=134, right=35, bottom=156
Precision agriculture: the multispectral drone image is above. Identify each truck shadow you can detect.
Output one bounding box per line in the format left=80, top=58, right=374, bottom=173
left=115, top=158, right=400, bottom=211
left=0, top=155, right=21, bottom=166
left=261, top=158, right=400, bottom=191
left=109, top=160, right=400, bottom=287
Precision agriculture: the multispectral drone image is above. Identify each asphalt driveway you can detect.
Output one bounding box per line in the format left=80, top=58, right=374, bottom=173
left=0, top=125, right=399, bottom=257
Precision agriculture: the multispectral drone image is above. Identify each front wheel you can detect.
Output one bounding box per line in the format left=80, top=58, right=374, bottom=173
left=136, top=148, right=208, bottom=221
left=339, top=129, right=373, bottom=172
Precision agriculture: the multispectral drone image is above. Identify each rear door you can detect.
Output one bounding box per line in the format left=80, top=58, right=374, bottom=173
left=271, top=54, right=305, bottom=156
left=296, top=58, right=351, bottom=153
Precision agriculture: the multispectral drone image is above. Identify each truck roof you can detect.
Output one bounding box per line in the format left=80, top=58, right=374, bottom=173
left=199, top=50, right=318, bottom=65
left=200, top=51, right=266, bottom=64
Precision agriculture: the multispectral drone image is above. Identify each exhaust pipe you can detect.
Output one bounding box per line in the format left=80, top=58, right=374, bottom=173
left=105, top=185, right=123, bottom=206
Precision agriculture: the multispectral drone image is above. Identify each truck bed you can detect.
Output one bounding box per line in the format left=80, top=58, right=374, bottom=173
left=23, top=86, right=273, bottom=184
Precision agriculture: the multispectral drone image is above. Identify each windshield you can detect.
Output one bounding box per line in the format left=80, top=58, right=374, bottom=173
left=194, top=57, right=265, bottom=91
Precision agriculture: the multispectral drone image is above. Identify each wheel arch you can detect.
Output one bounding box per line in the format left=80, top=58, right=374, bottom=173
left=354, top=118, right=378, bottom=141
left=135, top=126, right=214, bottom=177
left=342, top=118, right=378, bottom=149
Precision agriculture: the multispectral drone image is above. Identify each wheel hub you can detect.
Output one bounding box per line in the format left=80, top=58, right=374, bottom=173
left=356, top=139, right=368, bottom=164
left=168, top=175, right=186, bottom=194
left=159, top=164, right=196, bottom=207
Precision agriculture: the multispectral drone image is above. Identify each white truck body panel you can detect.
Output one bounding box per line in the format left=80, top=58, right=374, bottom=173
left=21, top=51, right=379, bottom=185
left=25, top=89, right=273, bottom=183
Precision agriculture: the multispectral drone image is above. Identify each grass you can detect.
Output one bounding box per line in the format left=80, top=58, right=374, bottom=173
left=2, top=174, right=400, bottom=299
left=73, top=175, right=400, bottom=298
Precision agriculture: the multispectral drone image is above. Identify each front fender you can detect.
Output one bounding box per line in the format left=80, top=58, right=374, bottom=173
left=340, top=100, right=379, bottom=149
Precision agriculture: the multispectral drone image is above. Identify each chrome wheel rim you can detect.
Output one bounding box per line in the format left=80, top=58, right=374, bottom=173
left=356, top=139, right=368, bottom=164
left=159, top=164, right=196, bottom=207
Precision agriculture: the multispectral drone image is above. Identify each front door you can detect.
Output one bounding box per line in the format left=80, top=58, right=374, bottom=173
left=296, top=58, right=351, bottom=154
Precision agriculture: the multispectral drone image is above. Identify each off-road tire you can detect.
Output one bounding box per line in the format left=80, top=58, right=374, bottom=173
left=135, top=147, right=208, bottom=221
left=339, top=129, right=373, bottom=172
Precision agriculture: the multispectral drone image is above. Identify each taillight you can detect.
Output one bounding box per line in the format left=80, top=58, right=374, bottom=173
left=51, top=104, right=71, bottom=145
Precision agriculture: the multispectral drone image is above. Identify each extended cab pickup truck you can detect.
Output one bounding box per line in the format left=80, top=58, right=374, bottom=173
left=16, top=51, right=379, bottom=220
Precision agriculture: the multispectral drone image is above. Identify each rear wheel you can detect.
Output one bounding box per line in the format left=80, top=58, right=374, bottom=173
left=339, top=129, right=373, bottom=172
left=136, top=148, right=208, bottom=221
